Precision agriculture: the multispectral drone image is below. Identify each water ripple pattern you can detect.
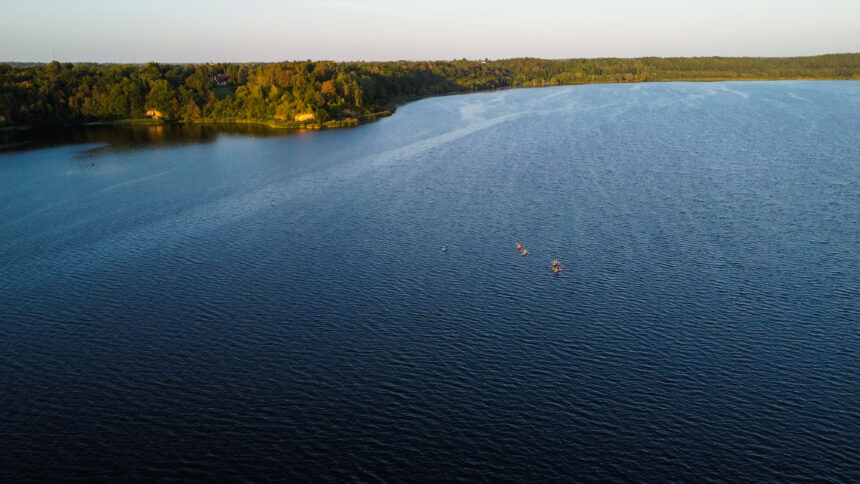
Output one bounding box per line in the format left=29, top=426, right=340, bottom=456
left=1, top=81, right=858, bottom=481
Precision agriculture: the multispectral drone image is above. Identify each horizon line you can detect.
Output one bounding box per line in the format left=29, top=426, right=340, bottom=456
left=4, top=52, right=859, bottom=66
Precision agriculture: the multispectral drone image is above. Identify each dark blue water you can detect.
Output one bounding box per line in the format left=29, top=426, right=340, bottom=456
left=2, top=82, right=858, bottom=481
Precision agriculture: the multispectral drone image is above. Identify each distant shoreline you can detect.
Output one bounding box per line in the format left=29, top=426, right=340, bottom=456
left=2, top=54, right=858, bottom=130
left=3, top=78, right=853, bottom=134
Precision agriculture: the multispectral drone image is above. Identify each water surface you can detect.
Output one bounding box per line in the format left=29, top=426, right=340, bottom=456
left=1, top=81, right=858, bottom=481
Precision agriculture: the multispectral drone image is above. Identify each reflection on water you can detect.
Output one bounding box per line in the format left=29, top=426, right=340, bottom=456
left=0, top=123, right=297, bottom=154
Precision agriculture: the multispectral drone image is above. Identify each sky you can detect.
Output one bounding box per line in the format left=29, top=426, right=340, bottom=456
left=1, top=0, right=858, bottom=63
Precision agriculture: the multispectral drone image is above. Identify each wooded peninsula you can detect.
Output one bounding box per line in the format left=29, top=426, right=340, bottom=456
left=2, top=54, right=858, bottom=129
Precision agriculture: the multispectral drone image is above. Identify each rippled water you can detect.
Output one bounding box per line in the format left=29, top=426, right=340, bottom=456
left=1, top=81, right=858, bottom=481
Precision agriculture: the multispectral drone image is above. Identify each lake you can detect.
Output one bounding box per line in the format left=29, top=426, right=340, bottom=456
left=1, top=81, right=858, bottom=481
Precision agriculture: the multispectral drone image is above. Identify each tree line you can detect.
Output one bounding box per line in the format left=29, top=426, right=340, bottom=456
left=1, top=54, right=858, bottom=127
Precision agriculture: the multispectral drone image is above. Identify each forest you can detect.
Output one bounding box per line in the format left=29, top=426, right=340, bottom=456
left=1, top=54, right=858, bottom=128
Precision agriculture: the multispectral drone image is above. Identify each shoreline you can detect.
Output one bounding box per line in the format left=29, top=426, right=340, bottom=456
left=2, top=78, right=855, bottom=133
left=0, top=111, right=394, bottom=133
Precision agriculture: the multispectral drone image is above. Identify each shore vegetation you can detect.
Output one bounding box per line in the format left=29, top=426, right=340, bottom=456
left=1, top=54, right=858, bottom=128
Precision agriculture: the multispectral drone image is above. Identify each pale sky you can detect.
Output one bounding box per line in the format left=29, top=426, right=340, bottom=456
left=1, top=0, right=858, bottom=62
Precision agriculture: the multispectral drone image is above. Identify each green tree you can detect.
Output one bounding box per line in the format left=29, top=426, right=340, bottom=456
left=181, top=99, right=201, bottom=122
left=146, top=79, right=179, bottom=120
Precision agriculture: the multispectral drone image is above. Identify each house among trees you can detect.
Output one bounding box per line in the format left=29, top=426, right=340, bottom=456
left=213, top=73, right=231, bottom=86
